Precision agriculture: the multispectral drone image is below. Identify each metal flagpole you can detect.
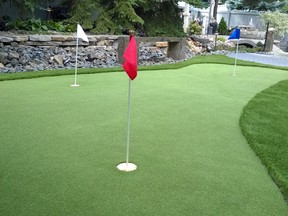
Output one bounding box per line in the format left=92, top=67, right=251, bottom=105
left=233, top=39, right=239, bottom=76
left=117, top=78, right=137, bottom=172
left=71, top=26, right=79, bottom=87
left=117, top=30, right=137, bottom=172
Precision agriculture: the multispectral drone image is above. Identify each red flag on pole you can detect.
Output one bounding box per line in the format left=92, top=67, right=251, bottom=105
left=122, top=35, right=137, bottom=80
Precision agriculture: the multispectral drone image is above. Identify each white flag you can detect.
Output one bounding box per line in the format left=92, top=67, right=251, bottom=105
left=77, top=24, right=89, bottom=42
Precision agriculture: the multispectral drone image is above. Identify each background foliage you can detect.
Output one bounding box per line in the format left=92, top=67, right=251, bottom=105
left=261, top=11, right=288, bottom=36
left=226, top=0, right=288, bottom=11
left=1, top=0, right=288, bottom=36
left=1, top=0, right=194, bottom=36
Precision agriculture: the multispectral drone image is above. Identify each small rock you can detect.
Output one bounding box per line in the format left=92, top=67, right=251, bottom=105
left=12, top=35, right=29, bottom=42
left=8, top=52, right=20, bottom=60
left=156, top=42, right=168, bottom=48
left=54, top=55, right=64, bottom=65
left=11, top=42, right=19, bottom=47
left=0, top=52, right=8, bottom=64
left=0, top=36, right=14, bottom=43
left=29, top=35, right=51, bottom=42
left=11, top=59, right=19, bottom=66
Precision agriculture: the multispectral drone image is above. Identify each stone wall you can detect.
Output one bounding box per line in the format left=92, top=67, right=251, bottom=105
left=0, top=34, right=118, bottom=47
left=0, top=34, right=119, bottom=73
left=0, top=34, right=192, bottom=73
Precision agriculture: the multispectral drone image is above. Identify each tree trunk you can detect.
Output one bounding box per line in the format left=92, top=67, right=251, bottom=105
left=213, top=0, right=218, bottom=20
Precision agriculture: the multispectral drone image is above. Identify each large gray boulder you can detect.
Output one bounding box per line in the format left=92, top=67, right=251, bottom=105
left=279, top=33, right=288, bottom=52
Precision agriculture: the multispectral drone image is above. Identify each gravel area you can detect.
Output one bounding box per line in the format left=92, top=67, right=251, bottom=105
left=227, top=46, right=288, bottom=67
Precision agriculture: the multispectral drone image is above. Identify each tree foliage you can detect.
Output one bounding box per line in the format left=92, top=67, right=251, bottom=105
left=66, top=0, right=144, bottom=34
left=227, top=0, right=288, bottom=11
left=261, top=11, right=288, bottom=36
left=48, top=0, right=190, bottom=36
left=135, top=0, right=186, bottom=36
left=68, top=0, right=98, bottom=29
left=0, top=0, right=212, bottom=36
left=0, top=0, right=38, bottom=14
left=185, top=0, right=204, bottom=7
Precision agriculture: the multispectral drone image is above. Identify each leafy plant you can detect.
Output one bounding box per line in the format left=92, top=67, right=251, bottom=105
left=282, top=5, right=288, bottom=13
left=189, top=21, right=202, bottom=35
left=7, top=18, right=75, bottom=32
left=46, top=20, right=74, bottom=32
left=217, top=36, right=226, bottom=42
left=28, top=19, right=48, bottom=31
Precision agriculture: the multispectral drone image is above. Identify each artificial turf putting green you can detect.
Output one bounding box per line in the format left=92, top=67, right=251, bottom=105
left=1, top=64, right=288, bottom=216
left=240, top=79, right=288, bottom=202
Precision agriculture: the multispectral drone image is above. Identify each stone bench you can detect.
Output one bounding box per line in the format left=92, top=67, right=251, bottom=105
left=118, top=36, right=187, bottom=64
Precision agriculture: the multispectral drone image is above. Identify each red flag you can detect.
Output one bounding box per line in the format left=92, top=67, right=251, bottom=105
left=122, top=35, right=137, bottom=80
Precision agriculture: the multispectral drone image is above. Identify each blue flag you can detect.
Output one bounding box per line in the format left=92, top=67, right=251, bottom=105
left=228, top=28, right=240, bottom=40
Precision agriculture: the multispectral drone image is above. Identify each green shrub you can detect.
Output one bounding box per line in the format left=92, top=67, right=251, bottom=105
left=256, top=41, right=264, bottom=48
left=212, top=44, right=235, bottom=52
left=7, top=19, right=75, bottom=33
left=238, top=45, right=262, bottom=53
left=217, top=36, right=226, bottom=42
left=189, top=21, right=202, bottom=35
left=218, top=17, right=228, bottom=35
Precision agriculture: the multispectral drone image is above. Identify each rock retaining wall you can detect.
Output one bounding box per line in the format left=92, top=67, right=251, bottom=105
left=0, top=34, right=192, bottom=73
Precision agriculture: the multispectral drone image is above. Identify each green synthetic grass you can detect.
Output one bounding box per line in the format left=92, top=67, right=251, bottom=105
left=1, top=64, right=288, bottom=215
left=240, top=79, right=288, bottom=202
left=1, top=55, right=287, bottom=82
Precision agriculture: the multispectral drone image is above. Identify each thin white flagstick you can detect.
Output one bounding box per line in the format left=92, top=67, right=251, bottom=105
left=117, top=78, right=137, bottom=172
left=126, top=78, right=132, bottom=167
left=233, top=39, right=239, bottom=76
left=71, top=26, right=80, bottom=87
